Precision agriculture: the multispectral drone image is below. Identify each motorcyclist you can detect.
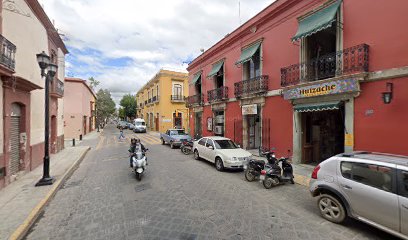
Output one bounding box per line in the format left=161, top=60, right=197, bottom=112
left=128, top=138, right=147, bottom=167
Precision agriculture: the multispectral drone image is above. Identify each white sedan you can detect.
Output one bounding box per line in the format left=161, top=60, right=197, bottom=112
left=193, top=136, right=251, bottom=171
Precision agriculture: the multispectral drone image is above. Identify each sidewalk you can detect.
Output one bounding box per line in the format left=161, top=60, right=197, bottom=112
left=64, top=130, right=101, bottom=147
left=247, top=149, right=313, bottom=187
left=0, top=146, right=91, bottom=240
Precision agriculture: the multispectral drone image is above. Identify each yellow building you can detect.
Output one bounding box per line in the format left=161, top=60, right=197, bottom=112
left=136, top=69, right=188, bottom=133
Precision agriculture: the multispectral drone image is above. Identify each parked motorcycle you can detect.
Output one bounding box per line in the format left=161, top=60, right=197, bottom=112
left=131, top=146, right=148, bottom=181
left=260, top=150, right=294, bottom=189
left=180, top=139, right=194, bottom=155
left=244, top=148, right=277, bottom=181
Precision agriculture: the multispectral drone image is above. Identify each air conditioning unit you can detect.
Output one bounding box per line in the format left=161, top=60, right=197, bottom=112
left=214, top=126, right=223, bottom=135
left=214, top=115, right=224, bottom=124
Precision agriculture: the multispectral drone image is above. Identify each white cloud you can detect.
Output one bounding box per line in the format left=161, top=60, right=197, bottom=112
left=39, top=0, right=273, bottom=104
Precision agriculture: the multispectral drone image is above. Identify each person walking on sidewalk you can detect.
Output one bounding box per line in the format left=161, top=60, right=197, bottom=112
left=118, top=126, right=125, bottom=141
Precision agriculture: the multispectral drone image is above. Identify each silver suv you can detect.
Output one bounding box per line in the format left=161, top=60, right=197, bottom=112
left=310, top=152, right=408, bottom=239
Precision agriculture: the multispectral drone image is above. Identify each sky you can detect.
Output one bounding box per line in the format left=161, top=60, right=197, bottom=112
left=39, top=0, right=273, bottom=104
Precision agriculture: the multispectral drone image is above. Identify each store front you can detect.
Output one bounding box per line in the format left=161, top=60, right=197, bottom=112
left=284, top=78, right=360, bottom=164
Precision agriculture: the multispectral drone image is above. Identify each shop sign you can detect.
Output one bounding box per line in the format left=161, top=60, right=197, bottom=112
left=283, top=79, right=359, bottom=100
left=345, top=133, right=354, bottom=147
left=242, top=104, right=257, bottom=115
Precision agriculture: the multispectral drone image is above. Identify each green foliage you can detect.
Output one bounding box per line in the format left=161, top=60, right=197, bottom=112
left=119, top=94, right=137, bottom=119
left=88, top=77, right=100, bottom=90
left=118, top=108, right=126, bottom=119
left=96, top=89, right=116, bottom=125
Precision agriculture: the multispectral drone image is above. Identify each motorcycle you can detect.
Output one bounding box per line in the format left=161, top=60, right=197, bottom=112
left=131, top=146, right=148, bottom=181
left=244, top=148, right=278, bottom=182
left=260, top=150, right=294, bottom=189
left=180, top=139, right=194, bottom=155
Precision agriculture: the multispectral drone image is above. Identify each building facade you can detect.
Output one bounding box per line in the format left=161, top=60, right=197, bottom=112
left=0, top=0, right=67, bottom=189
left=136, top=69, right=188, bottom=132
left=64, top=78, right=96, bottom=139
left=187, top=0, right=408, bottom=164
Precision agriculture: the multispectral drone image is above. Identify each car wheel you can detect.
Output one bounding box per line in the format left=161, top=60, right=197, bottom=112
left=170, top=141, right=175, bottom=149
left=194, top=150, right=200, bottom=160
left=244, top=168, right=256, bottom=182
left=317, top=194, right=346, bottom=224
left=215, top=157, right=224, bottom=171
left=161, top=138, right=165, bottom=145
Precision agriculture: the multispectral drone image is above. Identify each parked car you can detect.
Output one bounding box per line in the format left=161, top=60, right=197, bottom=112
left=128, top=123, right=135, bottom=130
left=133, top=118, right=147, bottom=133
left=310, top=151, right=408, bottom=240
left=160, top=129, right=191, bottom=149
left=193, top=136, right=251, bottom=171
left=117, top=121, right=127, bottom=129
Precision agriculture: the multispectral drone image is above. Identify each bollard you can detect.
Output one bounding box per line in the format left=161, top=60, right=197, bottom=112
left=72, top=138, right=75, bottom=146
left=79, top=134, right=82, bottom=141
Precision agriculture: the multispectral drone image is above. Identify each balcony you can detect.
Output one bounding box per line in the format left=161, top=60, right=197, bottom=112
left=0, top=34, right=16, bottom=71
left=171, top=95, right=184, bottom=103
left=144, top=100, right=147, bottom=105
left=234, top=75, right=269, bottom=98
left=207, top=86, right=228, bottom=102
left=148, top=98, right=152, bottom=103
left=152, top=95, right=158, bottom=103
left=281, top=44, right=369, bottom=87
left=50, top=79, right=64, bottom=98
left=186, top=94, right=203, bottom=107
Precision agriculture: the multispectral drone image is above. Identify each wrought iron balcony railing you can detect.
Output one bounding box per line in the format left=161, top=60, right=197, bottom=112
left=171, top=95, right=184, bottom=102
left=0, top=34, right=16, bottom=71
left=144, top=100, right=147, bottom=105
left=208, top=86, right=228, bottom=102
left=50, top=79, right=64, bottom=98
left=186, top=94, right=203, bottom=107
left=281, top=44, right=369, bottom=87
left=234, top=75, right=269, bottom=98
left=148, top=98, right=152, bottom=103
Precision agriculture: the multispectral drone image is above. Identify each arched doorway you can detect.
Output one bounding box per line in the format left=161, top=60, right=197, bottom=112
left=10, top=103, right=21, bottom=175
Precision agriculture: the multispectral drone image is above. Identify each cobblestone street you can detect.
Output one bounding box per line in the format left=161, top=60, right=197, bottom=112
left=25, top=124, right=398, bottom=240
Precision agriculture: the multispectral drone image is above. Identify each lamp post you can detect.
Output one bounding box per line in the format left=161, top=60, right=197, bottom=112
left=35, top=51, right=58, bottom=186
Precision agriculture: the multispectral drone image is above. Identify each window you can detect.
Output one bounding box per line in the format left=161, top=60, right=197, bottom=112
left=399, top=170, right=408, bottom=198
left=198, top=138, right=207, bottom=146
left=156, top=85, right=159, bottom=97
left=173, top=84, right=182, bottom=97
left=340, top=162, right=393, bottom=192
left=215, top=65, right=224, bottom=89
left=214, top=140, right=238, bottom=149
left=170, top=130, right=185, bottom=135
left=206, top=139, right=214, bottom=148
left=243, top=49, right=261, bottom=80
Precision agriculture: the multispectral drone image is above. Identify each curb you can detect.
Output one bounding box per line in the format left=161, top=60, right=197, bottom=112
left=9, top=147, right=91, bottom=240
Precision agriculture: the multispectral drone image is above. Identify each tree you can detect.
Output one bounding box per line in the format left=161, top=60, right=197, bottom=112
left=118, top=108, right=126, bottom=120
left=96, top=89, right=116, bottom=127
left=119, top=94, right=137, bottom=120
left=88, top=77, right=100, bottom=90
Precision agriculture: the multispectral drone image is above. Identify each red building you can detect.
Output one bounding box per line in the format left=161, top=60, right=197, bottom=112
left=187, top=0, right=408, bottom=164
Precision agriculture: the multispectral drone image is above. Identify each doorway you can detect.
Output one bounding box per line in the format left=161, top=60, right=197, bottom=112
left=301, top=106, right=345, bottom=164
left=10, top=103, right=21, bottom=175
left=173, top=112, right=182, bottom=129
left=83, top=116, right=87, bottom=135
left=51, top=115, right=57, bottom=153
left=194, top=112, right=202, bottom=138
left=246, top=107, right=261, bottom=149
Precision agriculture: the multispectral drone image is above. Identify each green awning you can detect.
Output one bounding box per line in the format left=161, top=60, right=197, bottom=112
left=191, top=72, right=202, bottom=84
left=294, top=101, right=341, bottom=112
left=292, top=0, right=342, bottom=42
left=207, top=60, right=224, bottom=78
left=235, top=42, right=261, bottom=65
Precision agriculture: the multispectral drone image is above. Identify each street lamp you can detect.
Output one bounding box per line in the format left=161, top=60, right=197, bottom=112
left=35, top=51, right=58, bottom=186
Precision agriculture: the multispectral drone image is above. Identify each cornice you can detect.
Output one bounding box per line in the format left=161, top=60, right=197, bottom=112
left=187, top=0, right=300, bottom=70
left=25, top=0, right=68, bottom=54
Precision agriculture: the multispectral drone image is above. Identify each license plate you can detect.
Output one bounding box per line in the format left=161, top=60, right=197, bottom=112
left=260, top=175, right=265, bottom=180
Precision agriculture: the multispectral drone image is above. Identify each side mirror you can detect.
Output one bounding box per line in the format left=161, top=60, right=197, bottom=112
left=208, top=145, right=214, bottom=150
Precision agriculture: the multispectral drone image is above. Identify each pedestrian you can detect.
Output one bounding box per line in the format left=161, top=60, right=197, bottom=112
left=118, top=126, right=125, bottom=141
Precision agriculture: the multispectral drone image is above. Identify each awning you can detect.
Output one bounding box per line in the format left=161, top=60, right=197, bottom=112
left=294, top=101, right=341, bottom=112
left=207, top=60, right=224, bottom=78
left=235, top=42, right=261, bottom=65
left=191, top=72, right=202, bottom=84
left=292, top=0, right=342, bottom=42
